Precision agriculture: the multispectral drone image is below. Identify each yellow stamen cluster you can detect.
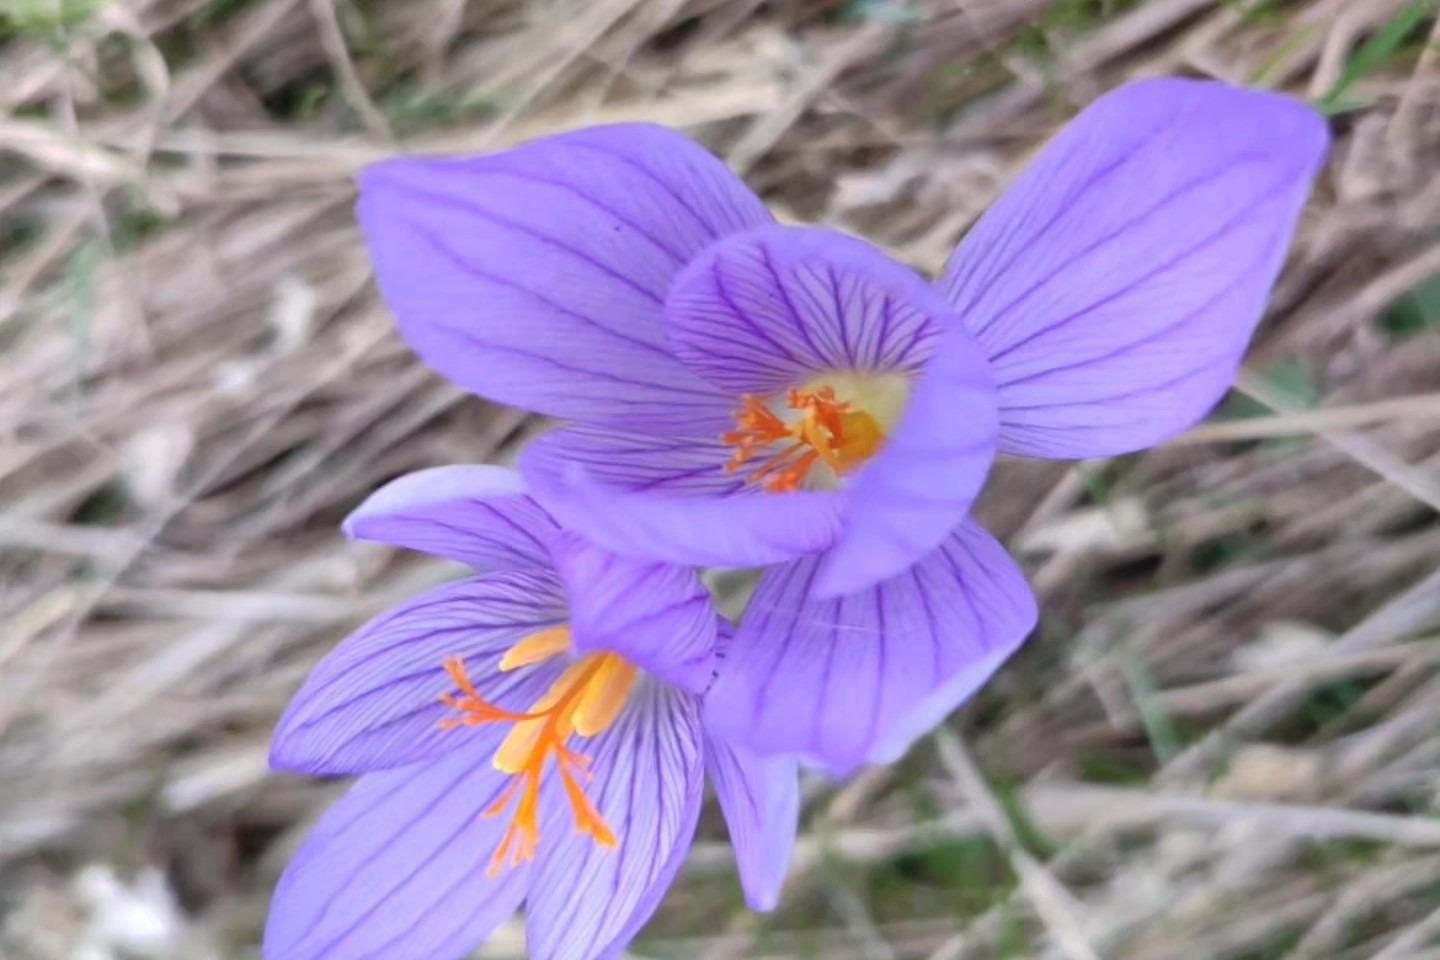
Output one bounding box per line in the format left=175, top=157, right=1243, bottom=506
left=438, top=627, right=637, bottom=876
left=722, top=383, right=888, bottom=492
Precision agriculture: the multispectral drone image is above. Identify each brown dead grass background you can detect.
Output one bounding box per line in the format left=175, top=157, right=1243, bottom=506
left=2, top=0, right=1440, bottom=957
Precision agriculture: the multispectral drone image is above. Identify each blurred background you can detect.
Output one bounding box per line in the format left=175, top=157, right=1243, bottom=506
left=2, top=0, right=1440, bottom=957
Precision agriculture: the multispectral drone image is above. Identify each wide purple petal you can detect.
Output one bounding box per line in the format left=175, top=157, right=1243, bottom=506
left=704, top=733, right=799, bottom=911
left=939, top=78, right=1329, bottom=458
left=548, top=532, right=718, bottom=694
left=264, top=742, right=528, bottom=960
left=343, top=465, right=558, bottom=572
left=813, top=321, right=999, bottom=598
left=704, top=521, right=1037, bottom=776
left=521, top=426, right=846, bottom=569
left=358, top=124, right=771, bottom=433
left=665, top=225, right=941, bottom=395
left=271, top=571, right=567, bottom=775
left=525, top=683, right=704, bottom=960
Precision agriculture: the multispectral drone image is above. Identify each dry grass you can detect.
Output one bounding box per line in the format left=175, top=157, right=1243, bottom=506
left=1, top=0, right=1439, bottom=957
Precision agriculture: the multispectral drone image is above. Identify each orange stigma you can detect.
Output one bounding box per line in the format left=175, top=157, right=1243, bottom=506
left=438, top=627, right=638, bottom=876
left=722, top=385, right=887, bottom=493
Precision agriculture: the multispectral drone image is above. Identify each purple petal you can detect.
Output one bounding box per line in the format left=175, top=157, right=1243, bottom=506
left=264, top=742, right=528, bottom=960
left=939, top=78, right=1329, bottom=458
left=525, top=683, right=705, bottom=960
left=343, top=465, right=558, bottom=572
left=813, top=321, right=999, bottom=598
left=704, top=733, right=799, bottom=911
left=271, top=571, right=567, bottom=775
left=358, top=124, right=772, bottom=433
left=665, top=225, right=941, bottom=395
left=549, top=532, right=719, bottom=694
left=704, top=521, right=1037, bottom=776
left=521, top=426, right=846, bottom=569
left=522, top=423, right=748, bottom=497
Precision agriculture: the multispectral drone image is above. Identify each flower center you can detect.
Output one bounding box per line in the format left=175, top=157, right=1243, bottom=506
left=438, top=625, right=638, bottom=876
left=721, top=373, right=909, bottom=492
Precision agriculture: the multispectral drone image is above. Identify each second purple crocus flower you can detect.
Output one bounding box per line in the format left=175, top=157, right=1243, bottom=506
left=264, top=466, right=798, bottom=960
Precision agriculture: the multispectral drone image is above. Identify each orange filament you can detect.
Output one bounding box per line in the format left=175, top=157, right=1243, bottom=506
left=438, top=633, right=639, bottom=876
left=722, top=386, right=886, bottom=492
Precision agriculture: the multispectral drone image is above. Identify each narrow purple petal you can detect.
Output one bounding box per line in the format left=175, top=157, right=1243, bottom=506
left=271, top=571, right=567, bottom=775
left=343, top=465, right=558, bottom=572
left=525, top=683, right=705, bottom=960
left=665, top=226, right=941, bottom=395
left=940, top=78, right=1329, bottom=458
left=522, top=423, right=747, bottom=497
left=704, top=733, right=799, bottom=911
left=813, top=321, right=999, bottom=598
left=521, top=426, right=846, bottom=569
left=358, top=124, right=771, bottom=433
left=548, top=532, right=718, bottom=694
left=704, top=521, right=1037, bottom=776
left=263, top=742, right=528, bottom=960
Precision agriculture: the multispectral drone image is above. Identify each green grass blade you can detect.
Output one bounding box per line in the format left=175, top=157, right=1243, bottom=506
left=1317, top=0, right=1435, bottom=114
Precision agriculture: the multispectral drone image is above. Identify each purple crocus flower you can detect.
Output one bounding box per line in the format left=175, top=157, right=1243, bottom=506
left=264, top=466, right=798, bottom=960
left=355, top=78, right=1328, bottom=773
left=357, top=78, right=1326, bottom=594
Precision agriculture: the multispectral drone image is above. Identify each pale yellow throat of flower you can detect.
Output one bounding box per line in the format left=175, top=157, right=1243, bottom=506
left=722, top=370, right=911, bottom=492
